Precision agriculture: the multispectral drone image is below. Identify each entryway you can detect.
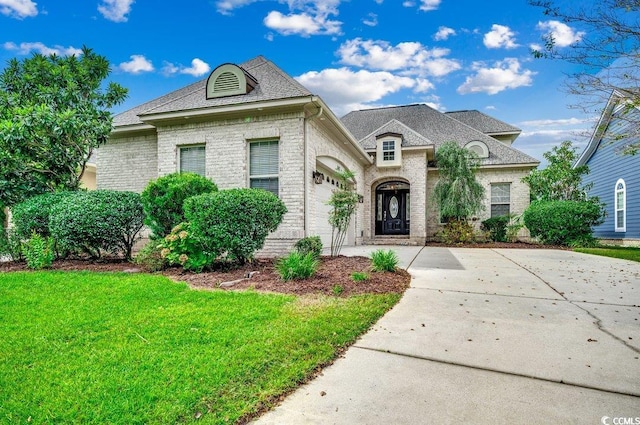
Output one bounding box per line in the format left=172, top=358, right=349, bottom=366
left=375, top=181, right=410, bottom=236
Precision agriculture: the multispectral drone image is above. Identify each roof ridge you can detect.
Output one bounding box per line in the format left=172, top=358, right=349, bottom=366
left=360, top=118, right=435, bottom=145
left=139, top=80, right=206, bottom=116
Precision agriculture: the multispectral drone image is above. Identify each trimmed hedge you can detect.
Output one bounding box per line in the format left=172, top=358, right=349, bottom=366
left=522, top=199, right=605, bottom=246
left=11, top=192, right=75, bottom=239
left=141, top=172, right=218, bottom=239
left=49, top=191, right=145, bottom=259
left=185, top=189, right=287, bottom=264
left=481, top=215, right=510, bottom=242
left=294, top=236, right=323, bottom=259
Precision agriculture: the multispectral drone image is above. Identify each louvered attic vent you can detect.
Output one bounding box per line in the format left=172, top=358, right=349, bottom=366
left=206, top=63, right=257, bottom=99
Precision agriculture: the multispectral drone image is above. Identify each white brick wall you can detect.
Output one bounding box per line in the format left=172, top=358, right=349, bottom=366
left=96, top=133, right=158, bottom=192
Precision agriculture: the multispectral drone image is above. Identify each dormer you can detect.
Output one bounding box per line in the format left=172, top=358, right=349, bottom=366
left=206, top=63, right=258, bottom=99
left=464, top=140, right=489, bottom=158
left=376, top=132, right=402, bottom=168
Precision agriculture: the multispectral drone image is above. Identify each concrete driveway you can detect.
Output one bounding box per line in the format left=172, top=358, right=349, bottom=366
left=255, top=247, right=640, bottom=424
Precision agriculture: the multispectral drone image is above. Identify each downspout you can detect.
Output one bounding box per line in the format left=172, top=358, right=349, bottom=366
left=304, top=100, right=324, bottom=237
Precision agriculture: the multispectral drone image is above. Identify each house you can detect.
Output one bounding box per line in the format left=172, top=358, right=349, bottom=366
left=575, top=89, right=640, bottom=245
left=98, top=56, right=539, bottom=253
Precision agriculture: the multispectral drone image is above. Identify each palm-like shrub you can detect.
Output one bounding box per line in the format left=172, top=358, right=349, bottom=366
left=370, top=249, right=399, bottom=272
left=276, top=251, right=319, bottom=281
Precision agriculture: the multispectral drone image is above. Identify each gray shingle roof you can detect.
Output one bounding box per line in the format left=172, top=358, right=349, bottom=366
left=445, top=110, right=521, bottom=134
left=341, top=104, right=538, bottom=166
left=359, top=119, right=434, bottom=149
left=114, top=56, right=312, bottom=127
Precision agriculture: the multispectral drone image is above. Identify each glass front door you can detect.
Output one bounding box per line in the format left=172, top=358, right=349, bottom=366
left=375, top=182, right=410, bottom=236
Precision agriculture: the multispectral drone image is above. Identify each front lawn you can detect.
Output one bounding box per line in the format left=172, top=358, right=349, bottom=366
left=574, top=246, right=640, bottom=263
left=0, top=271, right=400, bottom=424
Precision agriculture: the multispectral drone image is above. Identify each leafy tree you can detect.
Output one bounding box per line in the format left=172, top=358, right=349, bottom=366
left=522, top=140, right=591, bottom=202
left=529, top=0, right=640, bottom=152
left=0, top=47, right=127, bottom=207
left=432, top=141, right=485, bottom=221
left=328, top=168, right=359, bottom=257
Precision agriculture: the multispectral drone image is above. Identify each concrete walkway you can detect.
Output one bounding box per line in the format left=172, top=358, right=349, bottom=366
left=255, top=247, right=640, bottom=424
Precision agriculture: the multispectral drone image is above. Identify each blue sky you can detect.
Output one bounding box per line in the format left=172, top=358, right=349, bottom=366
left=1, top=0, right=602, bottom=164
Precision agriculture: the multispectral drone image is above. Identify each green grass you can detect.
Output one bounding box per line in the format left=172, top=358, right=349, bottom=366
left=0, top=271, right=400, bottom=424
left=574, top=246, right=640, bottom=262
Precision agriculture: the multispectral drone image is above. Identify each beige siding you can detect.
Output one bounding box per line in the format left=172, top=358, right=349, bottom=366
left=96, top=133, right=158, bottom=192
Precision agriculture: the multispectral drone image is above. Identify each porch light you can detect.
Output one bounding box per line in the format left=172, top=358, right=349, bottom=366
left=358, top=195, right=364, bottom=203
left=312, top=171, right=324, bottom=184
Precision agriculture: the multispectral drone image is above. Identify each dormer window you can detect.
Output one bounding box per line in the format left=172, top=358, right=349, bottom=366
left=376, top=133, right=402, bottom=167
left=206, top=63, right=257, bottom=99
left=464, top=140, right=489, bottom=158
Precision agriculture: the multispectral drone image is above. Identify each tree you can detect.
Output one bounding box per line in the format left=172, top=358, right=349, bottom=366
left=529, top=0, right=640, bottom=151
left=328, top=168, right=359, bottom=257
left=0, top=47, right=127, bottom=207
left=432, top=141, right=485, bottom=221
left=522, top=140, right=591, bottom=202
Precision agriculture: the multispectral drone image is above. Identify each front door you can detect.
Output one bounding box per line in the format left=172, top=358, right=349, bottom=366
left=375, top=182, right=410, bottom=236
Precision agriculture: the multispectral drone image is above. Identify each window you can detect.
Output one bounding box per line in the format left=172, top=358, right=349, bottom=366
left=491, top=183, right=510, bottom=217
left=382, top=140, right=395, bottom=161
left=464, top=141, right=489, bottom=158
left=249, top=140, right=279, bottom=196
left=615, top=179, right=626, bottom=232
left=179, top=146, right=205, bottom=176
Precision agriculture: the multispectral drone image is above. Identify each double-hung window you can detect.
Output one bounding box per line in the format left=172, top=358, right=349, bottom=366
left=249, top=140, right=279, bottom=196
left=490, top=183, right=510, bottom=217
left=179, top=145, right=206, bottom=176
left=382, top=140, right=395, bottom=161
left=615, top=179, right=626, bottom=232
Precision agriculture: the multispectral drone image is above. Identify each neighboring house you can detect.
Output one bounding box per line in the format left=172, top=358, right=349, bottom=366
left=98, top=55, right=539, bottom=253
left=575, top=89, right=640, bottom=245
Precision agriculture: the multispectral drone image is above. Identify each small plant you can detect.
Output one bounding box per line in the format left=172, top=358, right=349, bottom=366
left=481, top=215, right=510, bottom=242
left=134, top=240, right=167, bottom=272
left=275, top=251, right=319, bottom=281
left=22, top=232, right=55, bottom=270
left=438, top=220, right=476, bottom=244
left=294, top=236, right=323, bottom=259
left=0, top=227, right=23, bottom=261
left=370, top=249, right=399, bottom=272
left=332, top=285, right=344, bottom=296
left=157, top=222, right=212, bottom=272
left=350, top=271, right=369, bottom=282
left=505, top=213, right=525, bottom=242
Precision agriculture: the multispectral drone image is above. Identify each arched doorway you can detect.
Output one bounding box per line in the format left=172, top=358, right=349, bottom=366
left=375, top=181, right=410, bottom=235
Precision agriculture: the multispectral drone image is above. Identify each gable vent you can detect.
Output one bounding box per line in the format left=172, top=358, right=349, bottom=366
left=214, top=72, right=240, bottom=93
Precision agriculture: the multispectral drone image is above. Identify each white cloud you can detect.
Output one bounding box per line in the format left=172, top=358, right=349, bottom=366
left=295, top=67, right=415, bottom=115
left=457, top=58, right=535, bottom=95
left=0, top=0, right=37, bottom=18
left=118, top=55, right=154, bottom=74
left=264, top=10, right=341, bottom=36
left=337, top=38, right=461, bottom=77
left=162, top=58, right=211, bottom=77
left=520, top=117, right=592, bottom=127
left=433, top=26, right=455, bottom=41
left=418, top=0, right=440, bottom=11
left=536, top=20, right=584, bottom=47
left=362, top=12, right=377, bottom=27
left=373, top=0, right=383, bottom=3
left=98, top=0, right=134, bottom=22
left=3, top=41, right=82, bottom=56
left=402, top=1, right=414, bottom=7
left=414, top=78, right=434, bottom=93
left=483, top=24, right=519, bottom=49
left=485, top=105, right=496, bottom=110
left=215, top=0, right=258, bottom=15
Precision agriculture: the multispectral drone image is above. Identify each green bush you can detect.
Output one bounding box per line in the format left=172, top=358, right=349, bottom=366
left=370, top=249, right=399, bottom=272
left=49, top=191, right=145, bottom=259
left=522, top=199, right=605, bottom=246
left=350, top=271, right=369, bottom=282
left=481, top=215, right=510, bottom=242
left=275, top=251, right=319, bottom=281
left=438, top=219, right=476, bottom=244
left=156, top=222, right=212, bottom=272
left=0, top=227, right=23, bottom=261
left=185, top=189, right=287, bottom=264
left=22, top=232, right=55, bottom=269
left=294, top=236, right=323, bottom=258
left=134, top=240, right=167, bottom=272
left=141, top=173, right=218, bottom=239
left=11, top=192, right=75, bottom=239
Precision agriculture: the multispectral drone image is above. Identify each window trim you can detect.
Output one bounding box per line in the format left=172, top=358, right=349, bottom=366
left=382, top=140, right=396, bottom=161
left=248, top=139, right=279, bottom=196
left=490, top=182, right=511, bottom=218
left=615, top=178, right=626, bottom=232
left=178, top=144, right=206, bottom=177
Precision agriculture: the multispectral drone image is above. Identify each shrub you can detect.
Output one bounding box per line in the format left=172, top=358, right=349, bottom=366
left=141, top=173, right=218, bottom=239
left=185, top=189, right=287, bottom=264
left=438, top=220, right=476, bottom=244
left=22, top=232, right=54, bottom=269
left=0, top=227, right=23, bottom=261
left=134, top=240, right=167, bottom=272
left=294, top=236, right=323, bottom=259
left=156, top=222, right=212, bottom=272
left=481, top=215, right=510, bottom=242
left=49, top=191, right=145, bottom=259
left=370, top=249, right=399, bottom=272
left=11, top=192, right=75, bottom=240
left=275, top=251, right=319, bottom=281
left=523, top=199, right=605, bottom=246
left=350, top=271, right=369, bottom=282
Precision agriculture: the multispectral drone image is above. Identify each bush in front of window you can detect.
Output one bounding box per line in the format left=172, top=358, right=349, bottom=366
left=141, top=172, right=218, bottom=239
left=49, top=190, right=145, bottom=259
left=185, top=188, right=287, bottom=264
left=481, top=215, right=510, bottom=242
left=522, top=199, right=605, bottom=246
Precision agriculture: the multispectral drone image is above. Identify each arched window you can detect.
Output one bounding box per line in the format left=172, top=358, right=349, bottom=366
left=615, top=179, right=626, bottom=232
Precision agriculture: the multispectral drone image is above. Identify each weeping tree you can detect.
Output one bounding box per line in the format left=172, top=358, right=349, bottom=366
left=431, top=142, right=485, bottom=242
left=328, top=168, right=359, bottom=256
